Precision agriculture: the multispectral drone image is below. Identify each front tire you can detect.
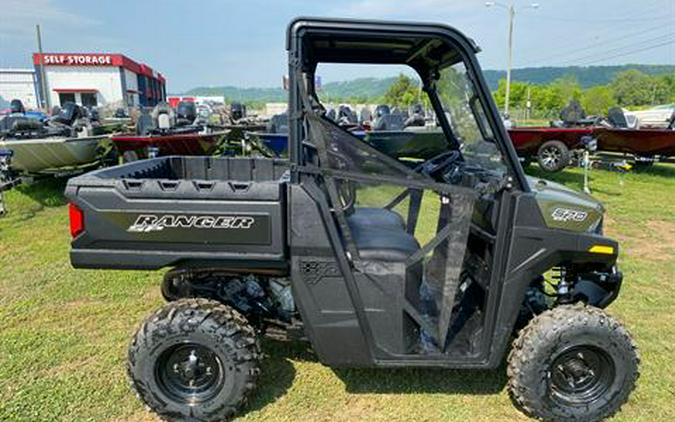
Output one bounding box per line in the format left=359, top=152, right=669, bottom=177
left=537, top=140, right=571, bottom=172
left=128, top=299, right=261, bottom=422
left=508, top=304, right=639, bottom=421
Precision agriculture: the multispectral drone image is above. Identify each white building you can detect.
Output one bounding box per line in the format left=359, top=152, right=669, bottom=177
left=0, top=69, right=40, bottom=109
left=33, top=53, right=166, bottom=109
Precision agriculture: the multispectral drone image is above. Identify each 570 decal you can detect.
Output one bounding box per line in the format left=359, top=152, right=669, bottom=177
left=551, top=207, right=588, bottom=222
left=128, top=214, right=256, bottom=233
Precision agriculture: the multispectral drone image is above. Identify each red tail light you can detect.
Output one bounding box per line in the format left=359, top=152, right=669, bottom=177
left=68, top=203, right=84, bottom=238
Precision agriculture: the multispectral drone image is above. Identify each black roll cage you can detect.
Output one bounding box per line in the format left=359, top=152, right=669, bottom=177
left=286, top=17, right=529, bottom=192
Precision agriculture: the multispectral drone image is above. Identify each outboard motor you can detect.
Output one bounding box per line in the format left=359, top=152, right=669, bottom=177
left=230, top=102, right=246, bottom=121
left=114, top=108, right=128, bottom=118
left=52, top=102, right=82, bottom=126
left=88, top=107, right=100, bottom=122
left=560, top=99, right=586, bottom=127
left=175, top=101, right=197, bottom=126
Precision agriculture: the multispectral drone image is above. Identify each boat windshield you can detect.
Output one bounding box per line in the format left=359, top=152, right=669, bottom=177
left=436, top=61, right=507, bottom=175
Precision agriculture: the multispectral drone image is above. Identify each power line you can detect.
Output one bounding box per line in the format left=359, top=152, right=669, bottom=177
left=517, top=0, right=674, bottom=66
left=575, top=38, right=675, bottom=66
left=560, top=33, right=675, bottom=66
left=521, top=25, right=671, bottom=66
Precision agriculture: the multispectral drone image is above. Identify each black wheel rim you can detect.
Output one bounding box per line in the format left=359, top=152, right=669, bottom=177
left=156, top=343, right=225, bottom=405
left=548, top=345, right=615, bottom=406
left=541, top=147, right=561, bottom=170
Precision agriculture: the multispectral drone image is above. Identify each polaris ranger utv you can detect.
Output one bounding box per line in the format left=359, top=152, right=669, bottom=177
left=66, top=18, right=638, bottom=422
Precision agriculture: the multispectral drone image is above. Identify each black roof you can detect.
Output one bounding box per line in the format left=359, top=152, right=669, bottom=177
left=286, top=17, right=480, bottom=69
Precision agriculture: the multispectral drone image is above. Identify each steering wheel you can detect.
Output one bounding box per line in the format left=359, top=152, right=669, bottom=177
left=416, top=150, right=462, bottom=181
left=303, top=141, right=357, bottom=213
left=330, top=151, right=357, bottom=213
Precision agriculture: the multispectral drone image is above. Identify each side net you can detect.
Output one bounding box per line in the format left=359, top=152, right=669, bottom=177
left=304, top=111, right=482, bottom=353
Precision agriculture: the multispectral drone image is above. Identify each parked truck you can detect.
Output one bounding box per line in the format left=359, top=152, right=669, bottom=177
left=66, top=18, right=638, bottom=422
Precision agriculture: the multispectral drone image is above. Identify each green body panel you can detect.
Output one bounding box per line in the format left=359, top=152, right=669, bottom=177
left=528, top=176, right=604, bottom=233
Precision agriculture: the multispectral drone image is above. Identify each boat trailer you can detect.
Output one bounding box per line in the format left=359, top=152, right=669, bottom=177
left=0, top=149, right=21, bottom=216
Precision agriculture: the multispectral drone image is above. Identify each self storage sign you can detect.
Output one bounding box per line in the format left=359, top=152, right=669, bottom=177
left=39, top=54, right=113, bottom=66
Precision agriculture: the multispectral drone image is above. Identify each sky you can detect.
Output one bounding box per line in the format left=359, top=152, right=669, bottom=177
left=1, top=0, right=674, bottom=92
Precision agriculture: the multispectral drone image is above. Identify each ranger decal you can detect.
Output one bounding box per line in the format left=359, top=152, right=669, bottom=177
left=127, top=214, right=256, bottom=233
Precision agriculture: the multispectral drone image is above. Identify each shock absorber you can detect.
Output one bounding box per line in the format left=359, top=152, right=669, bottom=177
left=552, top=266, right=573, bottom=303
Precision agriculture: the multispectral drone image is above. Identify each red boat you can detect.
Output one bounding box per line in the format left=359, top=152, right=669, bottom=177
left=111, top=130, right=228, bottom=161
left=507, top=127, right=593, bottom=172
left=593, top=127, right=675, bottom=158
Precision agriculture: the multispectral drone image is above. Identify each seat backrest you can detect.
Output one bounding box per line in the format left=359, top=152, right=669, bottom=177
left=157, top=113, right=171, bottom=130
left=374, top=113, right=405, bottom=131
left=136, top=112, right=155, bottom=135
left=607, top=107, right=628, bottom=128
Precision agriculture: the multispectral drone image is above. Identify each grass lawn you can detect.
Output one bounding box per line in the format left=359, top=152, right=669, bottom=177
left=0, top=163, right=674, bottom=421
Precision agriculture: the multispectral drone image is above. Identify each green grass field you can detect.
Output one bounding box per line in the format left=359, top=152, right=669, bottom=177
left=0, top=164, right=674, bottom=421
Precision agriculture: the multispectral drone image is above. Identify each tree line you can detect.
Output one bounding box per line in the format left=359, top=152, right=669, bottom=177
left=377, top=70, right=675, bottom=120
left=493, top=70, right=675, bottom=118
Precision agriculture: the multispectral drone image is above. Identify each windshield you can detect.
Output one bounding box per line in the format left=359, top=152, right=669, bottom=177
left=436, top=61, right=507, bottom=175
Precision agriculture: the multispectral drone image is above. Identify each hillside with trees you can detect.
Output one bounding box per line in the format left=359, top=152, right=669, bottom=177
left=182, top=65, right=675, bottom=121
left=483, top=65, right=675, bottom=90
left=182, top=64, right=675, bottom=105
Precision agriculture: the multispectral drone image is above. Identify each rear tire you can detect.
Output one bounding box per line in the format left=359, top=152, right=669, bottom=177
left=537, top=140, right=570, bottom=172
left=127, top=298, right=261, bottom=422
left=508, top=304, right=639, bottom=422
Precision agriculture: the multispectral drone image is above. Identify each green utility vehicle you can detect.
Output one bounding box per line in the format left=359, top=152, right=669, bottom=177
left=66, top=18, right=639, bottom=421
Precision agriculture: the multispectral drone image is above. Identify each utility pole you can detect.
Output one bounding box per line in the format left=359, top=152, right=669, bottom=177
left=526, top=85, right=532, bottom=120
left=36, top=24, right=50, bottom=111
left=486, top=2, right=539, bottom=116
left=505, top=4, right=514, bottom=116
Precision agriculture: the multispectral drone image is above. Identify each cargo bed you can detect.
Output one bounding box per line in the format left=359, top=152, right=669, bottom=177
left=66, top=156, right=290, bottom=270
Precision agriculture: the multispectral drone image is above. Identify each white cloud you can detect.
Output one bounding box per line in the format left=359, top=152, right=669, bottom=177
left=0, top=0, right=99, bottom=38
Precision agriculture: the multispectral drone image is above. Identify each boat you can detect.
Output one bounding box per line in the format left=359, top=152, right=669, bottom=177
left=593, top=127, right=675, bottom=158
left=508, top=127, right=594, bottom=157
left=111, top=101, right=228, bottom=160
left=0, top=135, right=111, bottom=174
left=249, top=126, right=447, bottom=160
left=362, top=126, right=447, bottom=160
left=111, top=131, right=228, bottom=160
left=246, top=132, right=289, bottom=157
left=0, top=100, right=112, bottom=175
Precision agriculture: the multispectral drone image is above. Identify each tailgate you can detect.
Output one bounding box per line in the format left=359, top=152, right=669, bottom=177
left=66, top=157, right=288, bottom=270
